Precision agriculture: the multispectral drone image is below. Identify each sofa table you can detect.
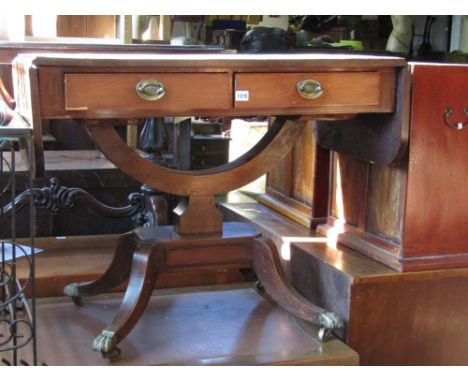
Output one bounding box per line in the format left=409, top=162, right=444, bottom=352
left=12, top=52, right=406, bottom=360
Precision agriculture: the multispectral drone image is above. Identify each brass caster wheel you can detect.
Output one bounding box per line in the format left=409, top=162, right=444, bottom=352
left=318, top=327, right=332, bottom=342
left=255, top=281, right=265, bottom=292
left=71, top=296, right=82, bottom=306
left=64, top=282, right=83, bottom=305
left=102, top=346, right=122, bottom=362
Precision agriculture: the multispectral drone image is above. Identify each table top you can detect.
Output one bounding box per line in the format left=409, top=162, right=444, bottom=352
left=14, top=51, right=407, bottom=69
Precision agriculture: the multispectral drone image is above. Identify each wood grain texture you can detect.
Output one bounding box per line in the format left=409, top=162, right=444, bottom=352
left=21, top=286, right=358, bottom=365
left=330, top=153, right=368, bottom=227
left=15, top=234, right=249, bottom=298
left=86, top=118, right=303, bottom=197
left=291, top=241, right=468, bottom=365
left=258, top=121, right=329, bottom=228
left=234, top=71, right=393, bottom=112
left=366, top=162, right=405, bottom=241
left=318, top=63, right=468, bottom=271
left=403, top=64, right=468, bottom=258
left=14, top=53, right=403, bottom=120
left=64, top=73, right=232, bottom=114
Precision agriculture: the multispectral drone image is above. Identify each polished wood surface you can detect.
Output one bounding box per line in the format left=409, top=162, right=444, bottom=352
left=234, top=70, right=396, bottom=113
left=317, top=63, right=468, bottom=271
left=291, top=241, right=468, bottom=365
left=11, top=51, right=404, bottom=357
left=16, top=235, right=248, bottom=298
left=314, top=66, right=411, bottom=166
left=60, top=222, right=336, bottom=355
left=64, top=72, right=232, bottom=114
left=15, top=285, right=358, bottom=365
left=222, top=197, right=468, bottom=365
left=14, top=52, right=404, bottom=121
left=258, top=121, right=330, bottom=228
left=402, top=65, right=468, bottom=263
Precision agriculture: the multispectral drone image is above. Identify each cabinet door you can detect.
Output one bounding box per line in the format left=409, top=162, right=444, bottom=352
left=403, top=64, right=468, bottom=259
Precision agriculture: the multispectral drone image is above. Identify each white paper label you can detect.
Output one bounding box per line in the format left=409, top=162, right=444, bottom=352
left=235, top=90, right=249, bottom=101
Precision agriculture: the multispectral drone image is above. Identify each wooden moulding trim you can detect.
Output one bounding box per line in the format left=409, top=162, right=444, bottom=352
left=318, top=220, right=468, bottom=273
left=86, top=118, right=305, bottom=196
left=258, top=193, right=312, bottom=228
left=258, top=190, right=326, bottom=229
left=25, top=53, right=407, bottom=69
left=399, top=253, right=468, bottom=272
left=316, top=217, right=403, bottom=271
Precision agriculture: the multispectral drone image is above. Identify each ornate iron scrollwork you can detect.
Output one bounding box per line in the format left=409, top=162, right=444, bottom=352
left=0, top=177, right=147, bottom=224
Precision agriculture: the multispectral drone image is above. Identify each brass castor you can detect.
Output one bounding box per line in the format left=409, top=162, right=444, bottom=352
left=64, top=282, right=83, bottom=305
left=318, top=327, right=332, bottom=342
left=255, top=281, right=265, bottom=292
left=317, top=311, right=344, bottom=342
left=101, top=346, right=122, bottom=362
left=71, top=296, right=82, bottom=306
left=93, top=330, right=120, bottom=361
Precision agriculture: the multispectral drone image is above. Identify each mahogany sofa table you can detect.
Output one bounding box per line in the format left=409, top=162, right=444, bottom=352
left=12, top=52, right=406, bottom=359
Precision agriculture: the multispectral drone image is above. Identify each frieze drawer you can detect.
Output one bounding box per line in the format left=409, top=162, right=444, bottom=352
left=64, top=73, right=232, bottom=116
left=234, top=71, right=396, bottom=113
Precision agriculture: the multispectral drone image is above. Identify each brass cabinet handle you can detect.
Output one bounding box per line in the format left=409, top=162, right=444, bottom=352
left=135, top=79, right=166, bottom=101
left=444, top=107, right=467, bottom=130
left=296, top=79, right=324, bottom=100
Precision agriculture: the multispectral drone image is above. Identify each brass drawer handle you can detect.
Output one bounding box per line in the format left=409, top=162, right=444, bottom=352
left=444, top=107, right=467, bottom=130
left=296, top=79, right=324, bottom=100
left=135, top=79, right=166, bottom=101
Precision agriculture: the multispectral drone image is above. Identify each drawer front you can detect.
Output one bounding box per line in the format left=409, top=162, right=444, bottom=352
left=191, top=156, right=228, bottom=170
left=64, top=73, right=231, bottom=115
left=234, top=71, right=395, bottom=113
left=191, top=139, right=230, bottom=156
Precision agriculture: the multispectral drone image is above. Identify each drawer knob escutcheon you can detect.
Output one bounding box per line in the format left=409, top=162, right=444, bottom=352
left=136, top=79, right=166, bottom=101
left=296, top=79, right=324, bottom=100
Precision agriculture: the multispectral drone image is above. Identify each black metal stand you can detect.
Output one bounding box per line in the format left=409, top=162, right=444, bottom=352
left=0, top=127, right=39, bottom=365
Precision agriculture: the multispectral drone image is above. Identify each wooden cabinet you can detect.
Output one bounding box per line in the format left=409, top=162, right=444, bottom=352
left=190, top=136, right=230, bottom=170
left=317, top=63, right=468, bottom=271
left=258, top=121, right=330, bottom=228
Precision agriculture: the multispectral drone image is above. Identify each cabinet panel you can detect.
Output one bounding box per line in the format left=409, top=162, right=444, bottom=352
left=403, top=65, right=468, bottom=257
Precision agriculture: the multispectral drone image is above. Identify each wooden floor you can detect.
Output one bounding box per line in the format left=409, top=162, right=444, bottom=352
left=9, top=284, right=358, bottom=366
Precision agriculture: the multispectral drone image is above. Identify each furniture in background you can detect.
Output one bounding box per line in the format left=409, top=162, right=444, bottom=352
left=173, top=118, right=230, bottom=171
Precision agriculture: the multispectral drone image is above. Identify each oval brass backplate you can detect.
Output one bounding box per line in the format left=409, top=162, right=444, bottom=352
left=296, top=79, right=324, bottom=100
left=135, top=79, right=166, bottom=101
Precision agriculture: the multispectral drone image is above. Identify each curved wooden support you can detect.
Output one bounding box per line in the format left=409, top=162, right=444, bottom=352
left=252, top=237, right=344, bottom=335
left=63, top=231, right=139, bottom=301
left=86, top=116, right=304, bottom=196
left=92, top=242, right=165, bottom=355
